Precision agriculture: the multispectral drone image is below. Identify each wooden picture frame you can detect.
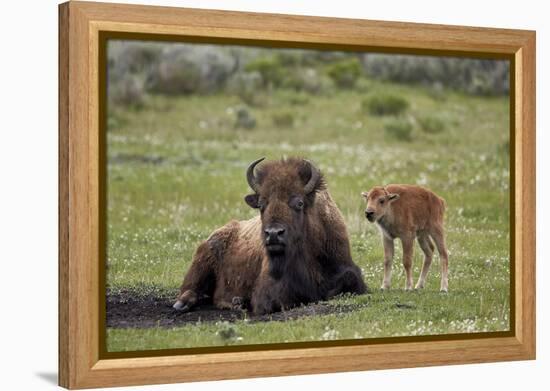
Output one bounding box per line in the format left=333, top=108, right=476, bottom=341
left=59, top=1, right=536, bottom=388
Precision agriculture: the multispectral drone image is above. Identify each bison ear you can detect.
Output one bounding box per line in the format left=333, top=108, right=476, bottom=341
left=244, top=193, right=260, bottom=209
left=361, top=191, right=369, bottom=199
left=388, top=193, right=400, bottom=202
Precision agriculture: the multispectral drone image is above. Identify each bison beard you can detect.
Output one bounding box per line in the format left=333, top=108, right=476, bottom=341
left=264, top=223, right=304, bottom=281
left=267, top=252, right=286, bottom=280
left=174, top=157, right=367, bottom=315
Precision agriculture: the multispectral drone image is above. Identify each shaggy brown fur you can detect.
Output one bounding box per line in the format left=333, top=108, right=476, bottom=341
left=174, top=157, right=367, bottom=315
left=361, top=184, right=448, bottom=292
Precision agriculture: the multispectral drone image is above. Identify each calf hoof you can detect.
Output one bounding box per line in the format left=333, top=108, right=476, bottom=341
left=440, top=288, right=449, bottom=293
left=440, top=278, right=449, bottom=293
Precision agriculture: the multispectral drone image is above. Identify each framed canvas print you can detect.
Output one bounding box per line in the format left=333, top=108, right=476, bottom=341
left=58, top=1, right=536, bottom=389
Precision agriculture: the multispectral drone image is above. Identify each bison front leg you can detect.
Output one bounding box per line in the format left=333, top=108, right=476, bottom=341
left=173, top=290, right=199, bottom=312
left=250, top=274, right=282, bottom=315
left=328, top=266, right=367, bottom=298
left=173, top=241, right=216, bottom=312
left=251, top=297, right=279, bottom=316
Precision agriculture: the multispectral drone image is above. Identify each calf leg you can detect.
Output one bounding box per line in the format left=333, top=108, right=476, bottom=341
left=430, top=226, right=449, bottom=292
left=381, top=236, right=394, bottom=290
left=401, top=237, right=415, bottom=290
left=415, top=233, right=434, bottom=289
left=173, top=241, right=216, bottom=312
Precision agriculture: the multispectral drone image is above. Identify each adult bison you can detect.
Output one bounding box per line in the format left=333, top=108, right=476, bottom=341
left=173, top=157, right=367, bottom=315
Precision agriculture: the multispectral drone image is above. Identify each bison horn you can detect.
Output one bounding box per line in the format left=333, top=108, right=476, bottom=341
left=246, top=157, right=265, bottom=193
left=303, top=160, right=320, bottom=194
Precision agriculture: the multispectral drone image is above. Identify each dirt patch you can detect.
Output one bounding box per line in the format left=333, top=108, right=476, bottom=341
left=106, top=288, right=364, bottom=329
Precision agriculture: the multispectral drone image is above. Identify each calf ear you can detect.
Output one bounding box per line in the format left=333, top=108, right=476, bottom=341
left=361, top=191, right=369, bottom=199
left=388, top=193, right=400, bottom=202
left=244, top=193, right=260, bottom=209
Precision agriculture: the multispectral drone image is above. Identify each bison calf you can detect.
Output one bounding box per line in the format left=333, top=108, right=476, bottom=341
left=361, top=184, right=449, bottom=292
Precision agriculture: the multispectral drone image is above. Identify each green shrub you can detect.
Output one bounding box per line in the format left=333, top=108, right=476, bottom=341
left=276, top=51, right=302, bottom=67
left=107, top=42, right=161, bottom=83
left=245, top=57, right=285, bottom=88
left=287, top=92, right=310, bottom=106
left=384, top=119, right=413, bottom=141
left=234, top=107, right=257, bottom=130
left=426, top=82, right=448, bottom=102
left=363, top=94, right=409, bottom=116
left=362, top=53, right=509, bottom=96
left=145, top=45, right=237, bottom=95
left=237, top=90, right=267, bottom=108
left=120, top=44, right=161, bottom=74
left=147, top=65, right=201, bottom=95
left=109, top=75, right=145, bottom=109
left=227, top=71, right=267, bottom=107
left=282, top=68, right=325, bottom=94
left=272, top=112, right=295, bottom=128
left=326, top=58, right=363, bottom=89
left=418, top=115, right=446, bottom=134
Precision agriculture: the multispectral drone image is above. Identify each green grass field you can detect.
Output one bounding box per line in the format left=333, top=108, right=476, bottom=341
left=105, top=79, right=510, bottom=352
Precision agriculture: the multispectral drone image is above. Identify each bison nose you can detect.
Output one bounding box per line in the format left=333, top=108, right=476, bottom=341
left=365, top=210, right=374, bottom=219
left=264, top=225, right=286, bottom=244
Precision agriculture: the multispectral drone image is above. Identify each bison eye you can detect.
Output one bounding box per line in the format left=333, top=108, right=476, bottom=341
left=379, top=199, right=385, bottom=205
left=290, top=197, right=304, bottom=211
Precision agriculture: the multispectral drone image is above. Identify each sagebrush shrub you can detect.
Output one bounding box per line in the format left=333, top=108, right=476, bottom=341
left=326, top=58, right=363, bottom=89
left=384, top=119, right=413, bottom=141
left=418, top=115, right=446, bottom=134
left=245, top=57, right=286, bottom=88
left=272, top=112, right=295, bottom=128
left=364, top=94, right=409, bottom=116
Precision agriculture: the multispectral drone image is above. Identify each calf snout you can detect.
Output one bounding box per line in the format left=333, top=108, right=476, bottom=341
left=365, top=209, right=375, bottom=222
left=264, top=224, right=286, bottom=246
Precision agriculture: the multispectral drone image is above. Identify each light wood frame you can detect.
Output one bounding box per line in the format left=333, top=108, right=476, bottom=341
left=59, top=1, right=536, bottom=389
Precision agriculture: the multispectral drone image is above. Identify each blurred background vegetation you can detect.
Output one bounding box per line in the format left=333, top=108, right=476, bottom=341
left=106, top=40, right=510, bottom=352
left=107, top=41, right=509, bottom=110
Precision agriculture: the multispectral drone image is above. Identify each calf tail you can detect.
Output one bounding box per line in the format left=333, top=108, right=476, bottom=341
left=429, top=194, right=446, bottom=226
